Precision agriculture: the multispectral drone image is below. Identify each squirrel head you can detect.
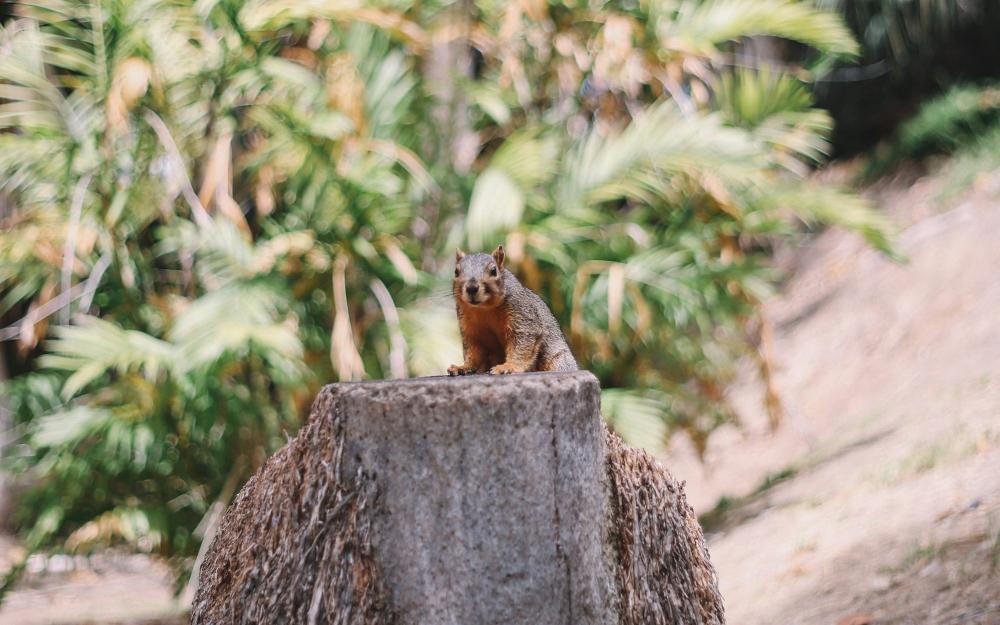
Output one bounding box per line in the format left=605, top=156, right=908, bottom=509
left=453, top=245, right=506, bottom=308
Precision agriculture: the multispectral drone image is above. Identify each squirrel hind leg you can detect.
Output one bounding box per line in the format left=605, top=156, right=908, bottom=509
left=538, top=351, right=578, bottom=372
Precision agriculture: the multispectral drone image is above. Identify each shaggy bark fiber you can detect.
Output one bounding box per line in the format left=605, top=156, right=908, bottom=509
left=604, top=426, right=725, bottom=625
left=192, top=372, right=723, bottom=625
left=190, top=390, right=391, bottom=625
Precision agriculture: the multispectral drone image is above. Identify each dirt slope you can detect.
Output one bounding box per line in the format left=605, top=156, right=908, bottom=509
left=667, top=167, right=1000, bottom=625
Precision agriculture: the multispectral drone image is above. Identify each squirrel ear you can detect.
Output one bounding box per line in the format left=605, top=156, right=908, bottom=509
left=455, top=248, right=466, bottom=262
left=492, top=244, right=505, bottom=268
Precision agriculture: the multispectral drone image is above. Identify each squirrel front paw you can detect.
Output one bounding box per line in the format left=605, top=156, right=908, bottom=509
left=448, top=364, right=475, bottom=376
left=489, top=363, right=522, bottom=375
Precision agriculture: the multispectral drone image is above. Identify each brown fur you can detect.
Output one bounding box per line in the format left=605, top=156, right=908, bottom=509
left=448, top=245, right=578, bottom=376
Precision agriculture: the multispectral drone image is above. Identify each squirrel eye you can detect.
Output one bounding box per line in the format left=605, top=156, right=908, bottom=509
left=454, top=267, right=460, bottom=277
left=489, top=266, right=498, bottom=276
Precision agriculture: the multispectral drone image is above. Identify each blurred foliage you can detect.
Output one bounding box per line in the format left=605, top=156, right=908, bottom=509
left=0, top=0, right=890, bottom=579
left=940, top=122, right=1000, bottom=197
left=813, top=0, right=1000, bottom=154
left=893, top=83, right=1000, bottom=161
left=864, top=82, right=1000, bottom=179
left=818, top=0, right=981, bottom=65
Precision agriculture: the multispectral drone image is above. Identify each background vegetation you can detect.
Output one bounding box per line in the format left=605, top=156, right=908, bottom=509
left=0, top=0, right=924, bottom=584
left=814, top=0, right=1000, bottom=153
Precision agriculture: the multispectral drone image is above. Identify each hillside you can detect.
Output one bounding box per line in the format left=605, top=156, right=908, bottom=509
left=668, top=161, right=1000, bottom=624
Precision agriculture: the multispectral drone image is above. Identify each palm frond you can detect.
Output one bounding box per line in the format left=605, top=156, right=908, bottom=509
left=467, top=169, right=524, bottom=249
left=602, top=388, right=671, bottom=452
left=399, top=298, right=462, bottom=378
left=558, top=101, right=757, bottom=210
left=770, top=184, right=896, bottom=256
left=40, top=317, right=176, bottom=398
left=238, top=1, right=428, bottom=50
left=0, top=22, right=78, bottom=134
left=0, top=135, right=66, bottom=205
left=716, top=68, right=833, bottom=171
left=658, top=0, right=860, bottom=60
left=752, top=109, right=832, bottom=173
left=170, top=285, right=304, bottom=375
left=716, top=68, right=814, bottom=127
left=170, top=218, right=254, bottom=288
left=30, top=405, right=111, bottom=448
left=348, top=25, right=420, bottom=139
left=896, top=83, right=1000, bottom=157
left=466, top=129, right=560, bottom=248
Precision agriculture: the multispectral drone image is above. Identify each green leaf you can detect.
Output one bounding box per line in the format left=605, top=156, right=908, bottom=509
left=171, top=285, right=304, bottom=372
left=602, top=389, right=670, bottom=452
left=559, top=101, right=756, bottom=210
left=467, top=169, right=524, bottom=249
left=771, top=184, right=898, bottom=257
left=658, top=0, right=860, bottom=60
left=41, top=318, right=176, bottom=399
left=31, top=406, right=111, bottom=448
left=465, top=82, right=511, bottom=125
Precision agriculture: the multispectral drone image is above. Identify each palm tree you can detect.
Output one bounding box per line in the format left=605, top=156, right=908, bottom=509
left=0, top=0, right=435, bottom=572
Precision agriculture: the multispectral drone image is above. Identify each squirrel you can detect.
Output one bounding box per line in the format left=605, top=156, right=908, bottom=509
left=447, top=245, right=578, bottom=376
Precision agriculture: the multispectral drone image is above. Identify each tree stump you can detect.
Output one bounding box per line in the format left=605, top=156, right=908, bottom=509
left=191, top=372, right=724, bottom=625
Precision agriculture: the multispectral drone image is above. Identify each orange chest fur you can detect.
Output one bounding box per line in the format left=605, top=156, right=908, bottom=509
left=459, top=304, right=510, bottom=351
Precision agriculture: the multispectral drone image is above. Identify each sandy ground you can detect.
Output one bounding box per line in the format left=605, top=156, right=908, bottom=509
left=667, top=165, right=1000, bottom=625
left=1, top=164, right=998, bottom=624
left=0, top=551, right=182, bottom=625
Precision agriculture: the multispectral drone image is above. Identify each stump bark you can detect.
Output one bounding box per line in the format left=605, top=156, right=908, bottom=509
left=191, top=371, right=724, bottom=625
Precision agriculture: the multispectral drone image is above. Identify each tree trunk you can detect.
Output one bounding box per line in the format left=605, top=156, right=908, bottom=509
left=191, top=372, right=724, bottom=625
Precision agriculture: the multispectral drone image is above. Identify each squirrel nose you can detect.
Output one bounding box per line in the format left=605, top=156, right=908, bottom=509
left=465, top=283, right=480, bottom=297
